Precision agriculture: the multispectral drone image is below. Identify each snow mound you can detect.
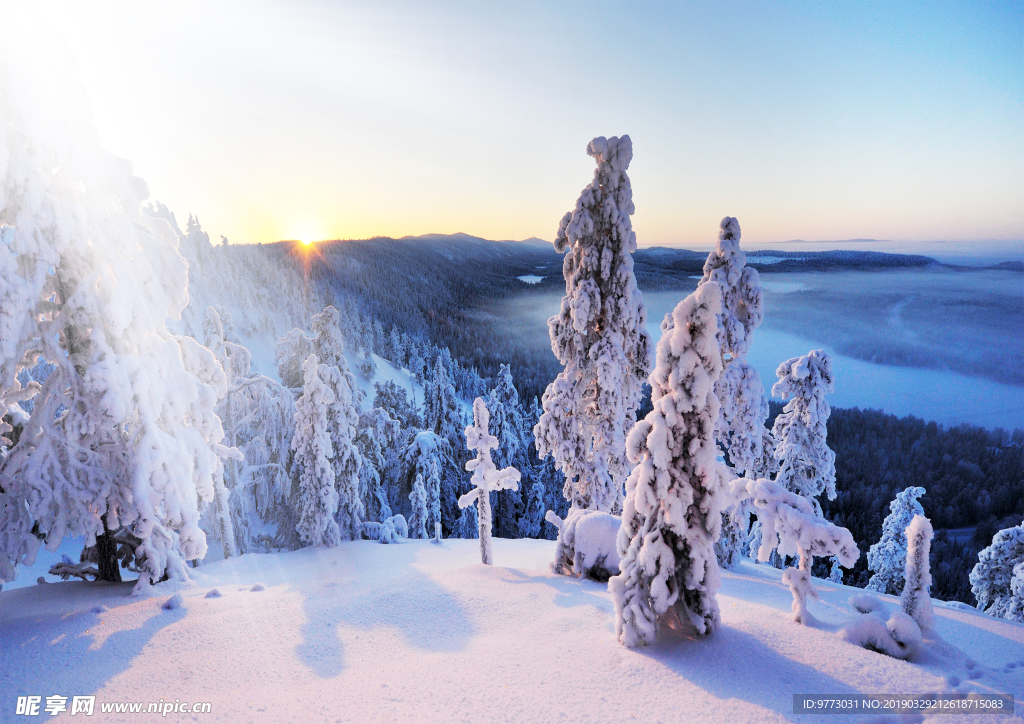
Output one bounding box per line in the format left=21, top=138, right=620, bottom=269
left=161, top=594, right=184, bottom=611
left=546, top=509, right=620, bottom=581
left=849, top=593, right=885, bottom=614
left=839, top=610, right=921, bottom=660
left=250, top=583, right=266, bottom=592
left=205, top=589, right=223, bottom=599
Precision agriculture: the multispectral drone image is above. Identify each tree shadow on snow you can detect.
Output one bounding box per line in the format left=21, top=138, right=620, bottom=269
left=292, top=560, right=475, bottom=679
left=0, top=581, right=183, bottom=716
left=641, top=620, right=863, bottom=720
left=502, top=568, right=614, bottom=615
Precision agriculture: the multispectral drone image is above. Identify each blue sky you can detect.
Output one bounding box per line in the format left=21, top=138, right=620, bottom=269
left=23, top=0, right=1024, bottom=247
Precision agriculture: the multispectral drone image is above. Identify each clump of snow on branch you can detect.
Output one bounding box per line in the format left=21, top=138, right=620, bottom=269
left=867, top=486, right=926, bottom=595
left=771, top=349, right=836, bottom=510
left=459, top=398, right=520, bottom=565
left=544, top=509, right=621, bottom=581
left=610, top=282, right=726, bottom=647
left=534, top=135, right=652, bottom=513
left=901, top=514, right=934, bottom=630
left=970, top=519, right=1024, bottom=621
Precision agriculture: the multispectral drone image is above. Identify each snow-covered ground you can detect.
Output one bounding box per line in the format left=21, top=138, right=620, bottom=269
left=2, top=539, right=1020, bottom=723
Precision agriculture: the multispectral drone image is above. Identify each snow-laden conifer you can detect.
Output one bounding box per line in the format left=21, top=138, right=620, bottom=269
left=970, top=520, right=1024, bottom=620
left=771, top=349, right=836, bottom=510
left=487, top=364, right=526, bottom=537
left=1006, top=563, right=1024, bottom=623
left=829, top=557, right=844, bottom=584
left=610, top=283, right=726, bottom=646
left=459, top=398, right=520, bottom=565
left=405, top=431, right=449, bottom=538
left=534, top=135, right=652, bottom=513
left=699, top=217, right=771, bottom=477
left=276, top=328, right=313, bottom=389
left=356, top=408, right=399, bottom=523
left=867, top=486, right=926, bottom=595
left=203, top=307, right=295, bottom=556
left=0, top=53, right=235, bottom=589
left=292, top=355, right=340, bottom=547
left=424, top=357, right=463, bottom=444
left=408, top=474, right=428, bottom=540
left=901, top=514, right=934, bottom=630
left=517, top=480, right=545, bottom=539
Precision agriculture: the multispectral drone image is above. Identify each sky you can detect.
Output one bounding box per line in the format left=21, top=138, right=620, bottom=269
left=14, top=1, right=1024, bottom=248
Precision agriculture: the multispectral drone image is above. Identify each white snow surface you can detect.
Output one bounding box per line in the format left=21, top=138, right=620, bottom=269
left=2, top=540, right=1021, bottom=723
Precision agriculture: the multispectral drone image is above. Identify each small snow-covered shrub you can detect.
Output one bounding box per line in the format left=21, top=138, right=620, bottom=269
left=162, top=595, right=185, bottom=611
left=839, top=610, right=921, bottom=660
left=362, top=515, right=408, bottom=544
left=379, top=515, right=409, bottom=545
left=545, top=509, right=621, bottom=582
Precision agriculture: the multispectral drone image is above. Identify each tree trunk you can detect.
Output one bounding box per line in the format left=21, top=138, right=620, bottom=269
left=95, top=517, right=121, bottom=582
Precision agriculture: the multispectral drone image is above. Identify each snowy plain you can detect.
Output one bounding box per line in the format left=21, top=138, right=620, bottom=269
left=1, top=538, right=1021, bottom=723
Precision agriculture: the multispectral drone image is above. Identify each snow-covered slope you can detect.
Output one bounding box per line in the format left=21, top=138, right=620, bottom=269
left=1, top=541, right=1020, bottom=722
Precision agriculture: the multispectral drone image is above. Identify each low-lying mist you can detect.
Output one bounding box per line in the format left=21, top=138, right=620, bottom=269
left=498, top=266, right=1024, bottom=430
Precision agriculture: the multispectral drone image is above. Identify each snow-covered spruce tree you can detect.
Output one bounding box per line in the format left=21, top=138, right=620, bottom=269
left=309, top=306, right=364, bottom=540
left=970, top=520, right=1024, bottom=620
left=408, top=473, right=428, bottom=541
left=534, top=135, right=652, bottom=513
left=405, top=430, right=450, bottom=538
left=459, top=398, right=520, bottom=565
left=699, top=217, right=771, bottom=478
left=424, top=357, right=463, bottom=444
left=901, top=514, right=934, bottom=630
left=203, top=307, right=296, bottom=556
left=276, top=328, right=313, bottom=389
left=741, top=477, right=858, bottom=624
left=699, top=218, right=772, bottom=569
left=487, top=364, right=526, bottom=538
left=292, top=355, right=340, bottom=547
left=771, top=349, right=836, bottom=513
left=829, top=556, right=844, bottom=584
left=1006, top=563, right=1024, bottom=623
left=355, top=407, right=399, bottom=523
left=866, top=486, right=926, bottom=595
left=0, top=53, right=235, bottom=590
left=610, top=283, right=726, bottom=646
left=517, top=479, right=545, bottom=539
